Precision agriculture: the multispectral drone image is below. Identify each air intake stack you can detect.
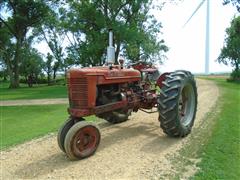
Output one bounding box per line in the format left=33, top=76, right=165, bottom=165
left=106, top=29, right=115, bottom=65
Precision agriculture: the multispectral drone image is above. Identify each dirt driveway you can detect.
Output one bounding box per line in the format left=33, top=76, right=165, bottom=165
left=1, top=79, right=219, bottom=179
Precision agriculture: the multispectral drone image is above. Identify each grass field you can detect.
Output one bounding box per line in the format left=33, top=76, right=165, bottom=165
left=193, top=78, right=240, bottom=179
left=1, top=105, right=68, bottom=149
left=0, top=82, right=67, bottom=100
left=0, top=104, right=95, bottom=149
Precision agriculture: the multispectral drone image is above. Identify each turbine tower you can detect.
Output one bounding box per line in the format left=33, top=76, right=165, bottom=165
left=183, top=0, right=210, bottom=74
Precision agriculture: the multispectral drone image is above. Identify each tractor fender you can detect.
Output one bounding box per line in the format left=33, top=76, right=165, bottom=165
left=156, top=72, right=170, bottom=88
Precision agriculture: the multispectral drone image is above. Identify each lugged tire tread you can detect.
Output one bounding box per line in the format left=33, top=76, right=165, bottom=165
left=164, top=85, right=181, bottom=93
left=158, top=70, right=197, bottom=137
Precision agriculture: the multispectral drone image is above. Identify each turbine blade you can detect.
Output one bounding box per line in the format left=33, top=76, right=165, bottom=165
left=183, top=0, right=206, bottom=27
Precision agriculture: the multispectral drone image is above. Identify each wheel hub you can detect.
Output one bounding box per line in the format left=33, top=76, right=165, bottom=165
left=72, top=126, right=99, bottom=157
left=179, top=84, right=196, bottom=126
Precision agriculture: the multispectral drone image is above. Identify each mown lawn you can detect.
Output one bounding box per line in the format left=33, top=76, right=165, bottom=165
left=0, top=82, right=67, bottom=100
left=193, top=78, right=240, bottom=179
left=0, top=104, right=96, bottom=150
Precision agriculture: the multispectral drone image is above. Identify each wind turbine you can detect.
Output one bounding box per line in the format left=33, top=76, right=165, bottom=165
left=183, top=0, right=210, bottom=74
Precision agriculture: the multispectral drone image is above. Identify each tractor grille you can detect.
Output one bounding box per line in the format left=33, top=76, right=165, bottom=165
left=68, top=78, right=88, bottom=108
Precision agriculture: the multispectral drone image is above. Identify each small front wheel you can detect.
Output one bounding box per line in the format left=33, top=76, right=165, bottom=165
left=64, top=121, right=101, bottom=160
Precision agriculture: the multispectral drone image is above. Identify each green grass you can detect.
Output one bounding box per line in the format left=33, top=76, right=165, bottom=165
left=0, top=104, right=96, bottom=149
left=193, top=78, right=240, bottom=179
left=0, top=82, right=67, bottom=100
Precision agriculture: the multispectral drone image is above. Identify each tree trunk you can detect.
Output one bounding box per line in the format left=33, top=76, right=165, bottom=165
left=53, top=71, right=56, bottom=80
left=64, top=66, right=67, bottom=82
left=8, top=70, right=15, bottom=88
left=53, top=70, right=57, bottom=80
left=6, top=59, right=17, bottom=89
left=34, top=73, right=38, bottom=85
left=3, top=74, right=7, bottom=81
left=235, top=60, right=240, bottom=79
left=5, top=58, right=14, bottom=87
left=47, top=72, right=51, bottom=86
left=9, top=39, right=21, bottom=88
left=235, top=59, right=239, bottom=71
left=27, top=74, right=33, bottom=87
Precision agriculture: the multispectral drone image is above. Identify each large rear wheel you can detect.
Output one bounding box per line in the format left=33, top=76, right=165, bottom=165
left=158, top=70, right=197, bottom=137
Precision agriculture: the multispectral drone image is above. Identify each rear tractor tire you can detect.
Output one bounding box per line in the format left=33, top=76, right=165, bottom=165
left=158, top=70, right=197, bottom=137
left=64, top=121, right=101, bottom=160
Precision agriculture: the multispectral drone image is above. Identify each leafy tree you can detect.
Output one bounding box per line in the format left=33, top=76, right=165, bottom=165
left=36, top=6, right=67, bottom=79
left=19, top=48, right=44, bottom=87
left=120, top=1, right=168, bottom=63
left=218, top=16, right=240, bottom=81
left=0, top=22, right=14, bottom=82
left=61, top=0, right=107, bottom=66
left=223, top=0, right=240, bottom=12
left=44, top=53, right=53, bottom=86
left=61, top=0, right=167, bottom=66
left=0, top=0, right=49, bottom=88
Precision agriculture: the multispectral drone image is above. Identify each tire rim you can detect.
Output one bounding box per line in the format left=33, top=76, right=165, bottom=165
left=71, top=126, right=99, bottom=158
left=178, top=83, right=196, bottom=126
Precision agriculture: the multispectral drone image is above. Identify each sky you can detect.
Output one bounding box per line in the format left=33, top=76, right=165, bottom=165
left=35, top=0, right=239, bottom=74
left=154, top=0, right=239, bottom=73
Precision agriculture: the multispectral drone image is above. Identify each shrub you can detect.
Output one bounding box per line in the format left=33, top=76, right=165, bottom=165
left=227, top=69, right=240, bottom=83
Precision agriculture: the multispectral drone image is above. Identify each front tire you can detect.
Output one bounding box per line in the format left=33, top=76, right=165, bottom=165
left=57, top=118, right=74, bottom=153
left=64, top=121, right=101, bottom=160
left=158, top=70, right=197, bottom=137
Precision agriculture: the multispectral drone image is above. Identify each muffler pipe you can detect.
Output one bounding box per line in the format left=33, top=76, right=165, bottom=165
left=107, top=29, right=115, bottom=65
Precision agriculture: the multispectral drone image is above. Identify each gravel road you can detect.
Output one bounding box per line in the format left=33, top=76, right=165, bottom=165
left=1, top=79, right=219, bottom=179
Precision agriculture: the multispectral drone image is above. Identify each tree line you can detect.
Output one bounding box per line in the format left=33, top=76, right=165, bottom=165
left=218, top=15, right=240, bottom=82
left=0, top=0, right=168, bottom=88
left=0, top=0, right=239, bottom=88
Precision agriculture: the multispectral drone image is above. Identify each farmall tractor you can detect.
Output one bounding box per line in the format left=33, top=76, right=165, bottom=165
left=57, top=30, right=198, bottom=160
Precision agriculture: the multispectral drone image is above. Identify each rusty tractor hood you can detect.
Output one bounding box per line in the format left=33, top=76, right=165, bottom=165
left=68, top=66, right=141, bottom=80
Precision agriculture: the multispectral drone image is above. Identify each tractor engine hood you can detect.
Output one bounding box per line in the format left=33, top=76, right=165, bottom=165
left=68, top=66, right=141, bottom=83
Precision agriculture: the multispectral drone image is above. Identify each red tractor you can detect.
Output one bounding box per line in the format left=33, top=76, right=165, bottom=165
left=57, top=30, right=197, bottom=160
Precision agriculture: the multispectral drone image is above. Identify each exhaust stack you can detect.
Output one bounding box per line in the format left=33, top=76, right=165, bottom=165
left=107, top=29, right=115, bottom=65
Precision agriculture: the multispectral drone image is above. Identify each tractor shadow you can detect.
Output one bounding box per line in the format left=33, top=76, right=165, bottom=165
left=98, top=121, right=180, bottom=154
left=14, top=120, right=180, bottom=178
left=14, top=153, right=72, bottom=179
